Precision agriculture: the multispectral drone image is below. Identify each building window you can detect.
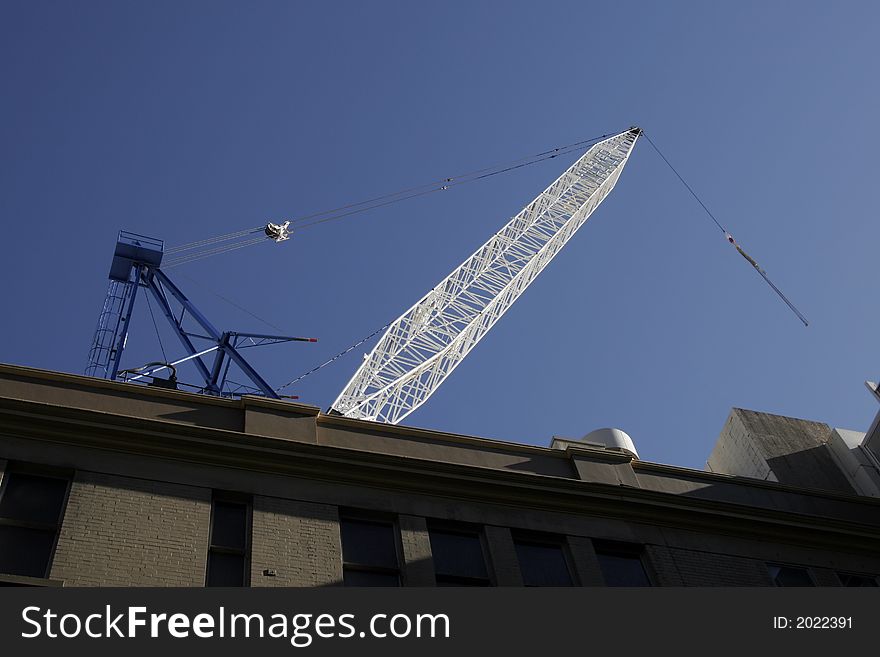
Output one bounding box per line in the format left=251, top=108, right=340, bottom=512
left=767, top=564, right=814, bottom=587
left=837, top=572, right=878, bottom=587
left=340, top=516, right=401, bottom=586
left=513, top=534, right=574, bottom=586
left=593, top=540, right=652, bottom=587
left=428, top=523, right=491, bottom=586
left=0, top=467, right=70, bottom=579
left=206, top=496, right=251, bottom=587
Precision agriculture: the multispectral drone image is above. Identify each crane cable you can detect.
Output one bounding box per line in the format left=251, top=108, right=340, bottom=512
left=165, top=226, right=266, bottom=254
left=161, top=130, right=621, bottom=265
left=642, top=132, right=809, bottom=327
left=289, top=136, right=615, bottom=230
left=275, top=321, right=393, bottom=393
left=288, top=136, right=614, bottom=226
left=162, top=236, right=268, bottom=268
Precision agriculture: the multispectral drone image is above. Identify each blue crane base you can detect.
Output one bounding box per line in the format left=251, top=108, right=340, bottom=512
left=85, top=231, right=304, bottom=399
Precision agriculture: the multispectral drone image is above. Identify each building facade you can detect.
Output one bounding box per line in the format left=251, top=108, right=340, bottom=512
left=1, top=363, right=878, bottom=587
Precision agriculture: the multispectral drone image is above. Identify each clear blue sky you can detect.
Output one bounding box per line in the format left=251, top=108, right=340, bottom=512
left=2, top=1, right=878, bottom=468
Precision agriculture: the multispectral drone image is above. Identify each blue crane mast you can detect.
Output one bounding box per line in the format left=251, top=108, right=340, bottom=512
left=85, top=225, right=310, bottom=398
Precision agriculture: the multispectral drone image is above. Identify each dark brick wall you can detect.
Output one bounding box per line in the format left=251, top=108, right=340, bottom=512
left=483, top=526, right=524, bottom=586
left=399, top=515, right=435, bottom=586
left=646, top=545, right=773, bottom=586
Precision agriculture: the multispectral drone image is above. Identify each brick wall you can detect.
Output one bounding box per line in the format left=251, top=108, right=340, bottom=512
left=399, top=515, right=435, bottom=586
left=566, top=536, right=605, bottom=586
left=50, top=472, right=211, bottom=586
left=810, top=568, right=843, bottom=587
left=250, top=495, right=342, bottom=587
left=484, top=525, right=524, bottom=586
left=646, top=545, right=772, bottom=586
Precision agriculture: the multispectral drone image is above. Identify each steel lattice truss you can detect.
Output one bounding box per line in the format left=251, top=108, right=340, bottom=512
left=331, top=128, right=641, bottom=424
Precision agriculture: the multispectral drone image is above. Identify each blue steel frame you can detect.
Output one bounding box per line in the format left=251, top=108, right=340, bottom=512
left=87, top=232, right=310, bottom=398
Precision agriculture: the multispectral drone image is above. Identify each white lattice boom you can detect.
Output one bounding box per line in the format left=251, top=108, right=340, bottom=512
left=331, top=128, right=641, bottom=424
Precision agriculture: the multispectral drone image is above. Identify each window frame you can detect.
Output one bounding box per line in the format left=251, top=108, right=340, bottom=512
left=339, top=511, right=403, bottom=587
left=0, top=462, right=72, bottom=581
left=512, top=531, right=577, bottom=587
left=592, top=539, right=653, bottom=587
left=205, top=492, right=252, bottom=587
left=427, top=520, right=493, bottom=587
left=766, top=562, right=816, bottom=587
left=836, top=571, right=879, bottom=587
